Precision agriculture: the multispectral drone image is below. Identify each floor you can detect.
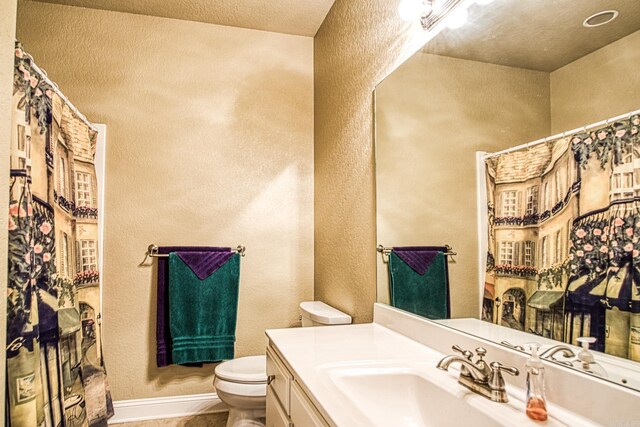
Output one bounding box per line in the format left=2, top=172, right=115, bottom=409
left=110, top=412, right=228, bottom=426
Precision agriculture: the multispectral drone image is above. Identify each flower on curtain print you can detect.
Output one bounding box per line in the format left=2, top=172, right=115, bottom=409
left=569, top=216, right=610, bottom=279
left=571, top=115, right=640, bottom=169
left=53, top=274, right=75, bottom=307
left=569, top=210, right=639, bottom=281
left=608, top=214, right=638, bottom=268
left=13, top=41, right=53, bottom=134
left=6, top=197, right=34, bottom=343
left=537, top=263, right=568, bottom=290
left=494, top=264, right=537, bottom=277
left=73, top=206, right=98, bottom=219
left=32, top=201, right=58, bottom=297
left=39, top=221, right=52, bottom=235
left=73, top=270, right=99, bottom=286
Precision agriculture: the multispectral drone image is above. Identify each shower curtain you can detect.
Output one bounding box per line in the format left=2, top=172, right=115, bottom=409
left=484, top=113, right=640, bottom=361
left=6, top=42, right=113, bottom=426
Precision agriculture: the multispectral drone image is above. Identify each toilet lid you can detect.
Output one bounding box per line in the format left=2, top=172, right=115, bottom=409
left=215, top=355, right=267, bottom=384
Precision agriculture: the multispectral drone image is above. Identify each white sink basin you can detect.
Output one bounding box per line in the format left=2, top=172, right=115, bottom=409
left=320, top=363, right=499, bottom=427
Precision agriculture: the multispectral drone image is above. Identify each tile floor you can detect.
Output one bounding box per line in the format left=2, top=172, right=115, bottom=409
left=110, top=412, right=228, bottom=426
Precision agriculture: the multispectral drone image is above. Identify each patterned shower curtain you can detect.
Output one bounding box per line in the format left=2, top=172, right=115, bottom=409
left=6, top=43, right=113, bottom=426
left=483, top=113, right=640, bottom=362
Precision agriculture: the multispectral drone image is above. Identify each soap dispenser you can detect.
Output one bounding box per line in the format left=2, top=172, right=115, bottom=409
left=525, top=343, right=547, bottom=421
left=575, top=337, right=607, bottom=378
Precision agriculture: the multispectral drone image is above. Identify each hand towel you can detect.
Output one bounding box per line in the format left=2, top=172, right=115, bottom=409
left=169, top=252, right=240, bottom=365
left=156, top=246, right=231, bottom=367
left=388, top=246, right=451, bottom=320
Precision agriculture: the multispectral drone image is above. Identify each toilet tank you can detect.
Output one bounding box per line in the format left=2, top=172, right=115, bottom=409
left=299, top=301, right=352, bottom=327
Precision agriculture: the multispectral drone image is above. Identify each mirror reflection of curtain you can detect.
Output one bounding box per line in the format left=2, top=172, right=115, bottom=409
left=6, top=42, right=113, bottom=426
left=484, top=113, right=640, bottom=361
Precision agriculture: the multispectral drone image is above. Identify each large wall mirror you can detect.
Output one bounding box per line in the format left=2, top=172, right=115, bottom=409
left=375, top=0, right=640, bottom=391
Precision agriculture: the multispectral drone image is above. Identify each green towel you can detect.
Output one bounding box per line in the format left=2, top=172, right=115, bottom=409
left=169, top=253, right=240, bottom=364
left=388, top=251, right=449, bottom=320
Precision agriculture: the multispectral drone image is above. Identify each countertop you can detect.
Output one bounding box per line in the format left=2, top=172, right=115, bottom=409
left=266, top=322, right=598, bottom=427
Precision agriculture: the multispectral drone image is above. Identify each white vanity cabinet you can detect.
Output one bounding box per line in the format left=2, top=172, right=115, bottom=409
left=266, top=344, right=329, bottom=427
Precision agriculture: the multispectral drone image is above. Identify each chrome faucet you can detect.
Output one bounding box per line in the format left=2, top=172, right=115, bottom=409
left=540, top=345, right=576, bottom=366
left=437, top=346, right=519, bottom=403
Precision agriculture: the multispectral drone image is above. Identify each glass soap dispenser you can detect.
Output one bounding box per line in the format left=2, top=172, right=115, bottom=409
left=525, top=343, right=548, bottom=421
left=575, top=337, right=608, bottom=378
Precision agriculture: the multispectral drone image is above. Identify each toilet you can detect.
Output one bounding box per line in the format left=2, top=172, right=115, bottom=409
left=213, top=301, right=352, bottom=427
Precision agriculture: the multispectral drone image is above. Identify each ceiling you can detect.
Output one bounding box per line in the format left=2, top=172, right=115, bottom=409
left=423, top=0, right=640, bottom=72
left=33, top=0, right=337, bottom=37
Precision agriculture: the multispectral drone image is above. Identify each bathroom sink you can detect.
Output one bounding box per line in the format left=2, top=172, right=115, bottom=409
left=318, top=362, right=501, bottom=427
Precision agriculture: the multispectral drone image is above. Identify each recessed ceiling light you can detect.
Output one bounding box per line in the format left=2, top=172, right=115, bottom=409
left=583, top=10, right=619, bottom=28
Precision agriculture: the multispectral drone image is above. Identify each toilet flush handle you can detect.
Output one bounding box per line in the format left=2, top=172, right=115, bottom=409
left=267, top=375, right=275, bottom=385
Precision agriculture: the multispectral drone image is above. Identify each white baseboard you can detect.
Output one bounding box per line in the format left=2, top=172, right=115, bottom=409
left=108, top=392, right=227, bottom=424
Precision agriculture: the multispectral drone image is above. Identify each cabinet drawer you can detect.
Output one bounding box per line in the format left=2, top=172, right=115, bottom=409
left=266, top=384, right=291, bottom=427
left=266, top=346, right=292, bottom=414
left=290, top=380, right=329, bottom=427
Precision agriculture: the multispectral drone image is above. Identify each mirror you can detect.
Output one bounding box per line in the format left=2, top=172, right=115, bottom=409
left=375, top=0, right=640, bottom=391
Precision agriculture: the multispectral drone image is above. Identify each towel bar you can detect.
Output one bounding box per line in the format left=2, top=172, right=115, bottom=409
left=146, top=244, right=246, bottom=259
left=376, top=244, right=456, bottom=257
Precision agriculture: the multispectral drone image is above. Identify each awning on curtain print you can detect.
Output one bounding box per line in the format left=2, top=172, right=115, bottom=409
left=58, top=308, right=81, bottom=336
left=567, top=263, right=640, bottom=313
left=527, top=290, right=564, bottom=311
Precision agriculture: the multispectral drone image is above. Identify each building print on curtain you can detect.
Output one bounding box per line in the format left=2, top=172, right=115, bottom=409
left=484, top=112, right=640, bottom=362
left=6, top=42, right=113, bottom=426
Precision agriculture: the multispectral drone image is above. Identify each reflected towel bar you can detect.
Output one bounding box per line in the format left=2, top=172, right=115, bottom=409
left=376, top=244, right=456, bottom=257
left=146, top=244, right=246, bottom=259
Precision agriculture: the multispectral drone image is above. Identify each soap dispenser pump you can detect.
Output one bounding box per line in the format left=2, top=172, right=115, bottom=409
left=525, top=343, right=547, bottom=421
left=576, top=337, right=607, bottom=378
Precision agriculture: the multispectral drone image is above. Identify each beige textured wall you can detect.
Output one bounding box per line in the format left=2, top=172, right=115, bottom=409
left=1, top=1, right=18, bottom=421
left=375, top=52, right=550, bottom=317
left=551, top=30, right=640, bottom=133
left=17, top=0, right=314, bottom=400
left=314, top=0, right=438, bottom=324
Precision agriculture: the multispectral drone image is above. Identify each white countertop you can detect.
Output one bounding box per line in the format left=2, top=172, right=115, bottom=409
left=266, top=322, right=597, bottom=427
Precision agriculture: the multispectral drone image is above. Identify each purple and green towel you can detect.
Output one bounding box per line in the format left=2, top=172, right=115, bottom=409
left=156, top=246, right=239, bottom=367
left=388, top=246, right=451, bottom=320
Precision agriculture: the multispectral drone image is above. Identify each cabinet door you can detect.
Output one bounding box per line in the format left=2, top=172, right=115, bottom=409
left=266, top=384, right=291, bottom=427
left=290, top=381, right=329, bottom=427
left=266, top=346, right=292, bottom=413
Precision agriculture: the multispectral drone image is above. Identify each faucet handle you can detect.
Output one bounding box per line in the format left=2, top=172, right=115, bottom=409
left=490, top=361, right=519, bottom=376
left=452, top=345, right=473, bottom=360
left=489, top=361, right=519, bottom=392
left=475, top=347, right=487, bottom=361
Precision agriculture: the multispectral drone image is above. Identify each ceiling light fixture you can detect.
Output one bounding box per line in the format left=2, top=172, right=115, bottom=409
left=399, top=0, right=490, bottom=31
left=398, top=0, right=433, bottom=22
left=582, top=10, right=619, bottom=28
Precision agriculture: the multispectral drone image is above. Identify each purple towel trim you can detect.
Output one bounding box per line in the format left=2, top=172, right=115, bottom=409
left=175, top=251, right=234, bottom=280
left=392, top=246, right=447, bottom=276
left=156, top=246, right=231, bottom=367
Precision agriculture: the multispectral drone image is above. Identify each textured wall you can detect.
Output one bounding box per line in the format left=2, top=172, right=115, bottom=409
left=551, top=30, right=640, bottom=133
left=314, top=0, right=437, bottom=324
left=1, top=1, right=18, bottom=420
left=35, top=0, right=335, bottom=37
left=17, top=1, right=314, bottom=400
left=376, top=52, right=550, bottom=317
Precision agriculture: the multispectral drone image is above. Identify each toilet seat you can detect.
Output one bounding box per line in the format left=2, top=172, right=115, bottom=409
left=215, top=355, right=267, bottom=384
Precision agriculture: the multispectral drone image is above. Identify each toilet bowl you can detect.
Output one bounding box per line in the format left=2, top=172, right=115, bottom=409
left=214, top=302, right=351, bottom=427
left=214, top=355, right=267, bottom=427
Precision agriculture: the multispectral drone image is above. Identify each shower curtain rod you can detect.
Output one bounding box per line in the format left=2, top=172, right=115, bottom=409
left=17, top=43, right=97, bottom=133
left=484, top=107, right=640, bottom=159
